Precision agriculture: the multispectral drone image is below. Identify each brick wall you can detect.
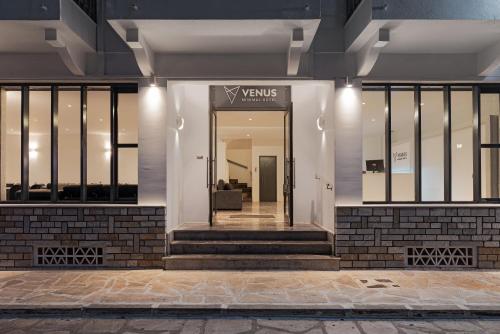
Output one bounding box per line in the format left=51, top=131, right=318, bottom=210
left=0, top=206, right=166, bottom=269
left=336, top=207, right=500, bottom=269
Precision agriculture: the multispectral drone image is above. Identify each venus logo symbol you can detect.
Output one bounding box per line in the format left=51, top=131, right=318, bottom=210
left=224, top=86, right=240, bottom=104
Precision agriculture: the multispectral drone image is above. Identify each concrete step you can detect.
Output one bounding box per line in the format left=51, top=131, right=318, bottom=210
left=170, top=240, right=332, bottom=255
left=163, top=254, right=340, bottom=270
left=173, top=230, right=329, bottom=241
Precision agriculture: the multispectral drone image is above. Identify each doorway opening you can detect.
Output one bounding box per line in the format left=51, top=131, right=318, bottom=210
left=209, top=110, right=293, bottom=228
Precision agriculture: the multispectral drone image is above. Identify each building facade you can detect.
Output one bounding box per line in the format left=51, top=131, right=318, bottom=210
left=0, top=0, right=499, bottom=269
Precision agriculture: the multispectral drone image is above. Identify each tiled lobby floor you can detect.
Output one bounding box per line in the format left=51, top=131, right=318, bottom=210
left=0, top=270, right=499, bottom=310
left=187, top=201, right=319, bottom=230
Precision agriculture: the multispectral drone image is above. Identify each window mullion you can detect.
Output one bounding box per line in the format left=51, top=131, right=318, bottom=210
left=414, top=85, right=422, bottom=203
left=51, top=86, right=58, bottom=202
left=81, top=86, right=87, bottom=202
left=21, top=86, right=29, bottom=202
left=385, top=85, right=392, bottom=202
left=473, top=86, right=481, bottom=202
left=443, top=86, right=451, bottom=202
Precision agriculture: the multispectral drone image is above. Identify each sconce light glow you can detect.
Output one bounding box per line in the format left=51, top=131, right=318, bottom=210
left=145, top=85, right=161, bottom=107
left=176, top=116, right=185, bottom=130
left=104, top=142, right=111, bottom=160
left=29, top=143, right=38, bottom=160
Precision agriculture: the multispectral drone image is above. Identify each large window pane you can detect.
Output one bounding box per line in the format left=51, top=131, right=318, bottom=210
left=421, top=88, right=444, bottom=201
left=391, top=88, right=415, bottom=201
left=481, top=93, right=500, bottom=199
left=1, top=88, right=22, bottom=201
left=118, top=93, right=138, bottom=144
left=480, top=93, right=500, bottom=145
left=118, top=147, right=138, bottom=201
left=481, top=148, right=500, bottom=199
left=29, top=88, right=51, bottom=201
left=87, top=88, right=110, bottom=201
left=451, top=88, right=473, bottom=201
left=362, top=88, right=386, bottom=201
left=58, top=88, right=81, bottom=200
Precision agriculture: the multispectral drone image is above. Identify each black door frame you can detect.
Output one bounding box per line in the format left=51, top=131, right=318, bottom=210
left=208, top=86, right=292, bottom=226
left=259, top=155, right=278, bottom=202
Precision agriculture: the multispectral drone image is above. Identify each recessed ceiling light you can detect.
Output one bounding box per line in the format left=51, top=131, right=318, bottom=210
left=371, top=118, right=376, bottom=122
left=456, top=143, right=463, bottom=149
left=99, top=118, right=103, bottom=122
left=246, top=134, right=250, bottom=137
left=362, top=102, right=366, bottom=105
left=67, top=104, right=72, bottom=108
left=420, top=102, right=425, bottom=106
left=248, top=118, right=252, bottom=121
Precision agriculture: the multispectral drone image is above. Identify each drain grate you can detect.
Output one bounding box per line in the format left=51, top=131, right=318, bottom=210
left=359, top=279, right=400, bottom=288
left=406, top=246, right=476, bottom=268
left=35, top=247, right=104, bottom=266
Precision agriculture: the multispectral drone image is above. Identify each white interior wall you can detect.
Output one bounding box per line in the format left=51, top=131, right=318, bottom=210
left=216, top=139, right=228, bottom=182
left=167, top=81, right=335, bottom=226
left=226, top=148, right=251, bottom=184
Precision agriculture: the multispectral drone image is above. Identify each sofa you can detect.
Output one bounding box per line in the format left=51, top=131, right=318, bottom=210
left=213, top=180, right=242, bottom=210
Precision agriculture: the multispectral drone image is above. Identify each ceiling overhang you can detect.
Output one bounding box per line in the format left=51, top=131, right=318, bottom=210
left=345, top=0, right=500, bottom=80
left=108, top=19, right=321, bottom=77
left=0, top=0, right=96, bottom=76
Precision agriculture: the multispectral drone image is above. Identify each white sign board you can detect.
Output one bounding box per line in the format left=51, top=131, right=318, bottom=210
left=392, top=142, right=411, bottom=173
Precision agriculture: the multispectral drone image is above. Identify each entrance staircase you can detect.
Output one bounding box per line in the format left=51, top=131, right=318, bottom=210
left=163, top=228, right=340, bottom=270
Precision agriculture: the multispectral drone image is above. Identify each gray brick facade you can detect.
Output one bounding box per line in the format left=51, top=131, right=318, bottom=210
left=0, top=206, right=166, bottom=269
left=336, top=207, right=500, bottom=269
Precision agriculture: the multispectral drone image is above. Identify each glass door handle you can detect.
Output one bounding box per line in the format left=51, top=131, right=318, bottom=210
left=293, top=159, right=296, bottom=189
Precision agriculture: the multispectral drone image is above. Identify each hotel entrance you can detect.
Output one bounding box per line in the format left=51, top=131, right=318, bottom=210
left=208, top=85, right=294, bottom=227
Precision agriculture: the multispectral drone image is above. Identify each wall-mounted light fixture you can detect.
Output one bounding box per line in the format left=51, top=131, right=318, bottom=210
left=345, top=76, right=353, bottom=88
left=316, top=115, right=325, bottom=131
left=176, top=115, right=185, bottom=130
left=149, top=75, right=158, bottom=87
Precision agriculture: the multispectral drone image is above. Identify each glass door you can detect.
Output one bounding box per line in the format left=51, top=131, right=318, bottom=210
left=209, top=109, right=217, bottom=225
left=283, top=104, right=293, bottom=226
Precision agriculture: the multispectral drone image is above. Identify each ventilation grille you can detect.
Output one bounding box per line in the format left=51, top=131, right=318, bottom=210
left=406, top=246, right=476, bottom=268
left=35, top=247, right=104, bottom=266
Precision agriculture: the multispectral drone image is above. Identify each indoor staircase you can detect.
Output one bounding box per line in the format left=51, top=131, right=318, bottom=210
left=163, top=228, right=340, bottom=270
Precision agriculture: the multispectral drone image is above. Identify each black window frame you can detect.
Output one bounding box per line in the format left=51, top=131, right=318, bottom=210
left=363, top=83, right=500, bottom=204
left=0, top=83, right=138, bottom=204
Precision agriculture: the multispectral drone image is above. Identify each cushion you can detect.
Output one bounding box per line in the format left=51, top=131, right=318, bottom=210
left=224, top=183, right=233, bottom=190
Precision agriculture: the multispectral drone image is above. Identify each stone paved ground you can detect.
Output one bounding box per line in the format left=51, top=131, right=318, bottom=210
left=0, top=270, right=499, bottom=311
left=0, top=317, right=499, bottom=334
